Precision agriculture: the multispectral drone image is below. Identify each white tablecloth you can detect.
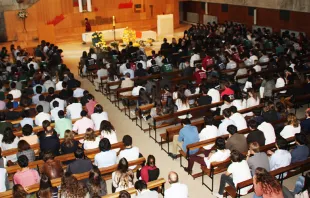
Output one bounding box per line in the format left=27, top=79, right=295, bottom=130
left=82, top=29, right=157, bottom=42
left=82, top=28, right=126, bottom=42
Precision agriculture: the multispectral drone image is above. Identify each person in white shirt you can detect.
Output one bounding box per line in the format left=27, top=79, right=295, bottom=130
left=135, top=180, right=158, bottom=198
left=259, top=53, right=270, bottom=65
left=214, top=150, right=252, bottom=198
left=185, top=137, right=230, bottom=173
left=220, top=95, right=232, bottom=115
left=267, top=138, right=291, bottom=175
left=199, top=117, right=219, bottom=150
left=43, top=76, right=55, bottom=91
left=83, top=128, right=101, bottom=150
left=155, top=54, right=163, bottom=67
left=94, top=65, right=108, bottom=91
left=55, top=78, right=64, bottom=91
left=73, top=87, right=85, bottom=98
left=100, top=120, right=118, bottom=145
left=72, top=110, right=94, bottom=137
left=275, top=74, right=286, bottom=94
left=94, top=138, right=117, bottom=168
left=218, top=108, right=236, bottom=136
left=226, top=57, right=237, bottom=75
left=257, top=121, right=276, bottom=145
left=50, top=97, right=65, bottom=110
left=0, top=168, right=9, bottom=192
left=66, top=98, right=82, bottom=120
left=229, top=106, right=247, bottom=131
left=207, top=87, right=220, bottom=111
left=231, top=92, right=246, bottom=111
left=190, top=49, right=200, bottom=67
left=35, top=105, right=51, bottom=126
left=122, top=63, right=135, bottom=79
left=165, top=171, right=188, bottom=198
left=50, top=101, right=62, bottom=122
left=132, top=83, right=146, bottom=97
left=27, top=58, right=39, bottom=70
left=175, top=94, right=191, bottom=119
left=8, top=82, right=21, bottom=99
left=117, top=135, right=140, bottom=169
left=253, top=64, right=262, bottom=72
left=119, top=62, right=127, bottom=74
left=244, top=89, right=260, bottom=117
left=91, top=105, right=109, bottom=130
left=280, top=113, right=301, bottom=139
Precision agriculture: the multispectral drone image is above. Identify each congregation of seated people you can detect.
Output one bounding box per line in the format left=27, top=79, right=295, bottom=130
left=0, top=19, right=310, bottom=198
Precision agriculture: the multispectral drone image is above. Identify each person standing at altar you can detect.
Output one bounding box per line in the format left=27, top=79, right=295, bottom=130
left=85, top=18, right=91, bottom=32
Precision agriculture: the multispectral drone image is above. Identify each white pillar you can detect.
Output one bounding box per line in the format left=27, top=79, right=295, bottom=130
left=87, top=0, right=92, bottom=12
left=254, top=8, right=257, bottom=25
left=78, top=0, right=83, bottom=12
left=205, top=3, right=208, bottom=15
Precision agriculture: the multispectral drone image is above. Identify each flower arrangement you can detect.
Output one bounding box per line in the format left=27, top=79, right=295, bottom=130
left=146, top=38, right=155, bottom=46
left=110, top=41, right=119, bottom=49
left=133, top=42, right=140, bottom=47
left=92, top=32, right=107, bottom=50
left=122, top=27, right=136, bottom=44
left=17, top=9, right=28, bottom=19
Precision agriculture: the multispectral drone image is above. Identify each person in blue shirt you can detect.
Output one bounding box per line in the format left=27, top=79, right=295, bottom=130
left=169, top=118, right=199, bottom=159
left=301, top=108, right=310, bottom=134
left=291, top=133, right=309, bottom=164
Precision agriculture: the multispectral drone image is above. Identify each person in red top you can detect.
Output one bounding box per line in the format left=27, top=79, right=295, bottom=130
left=220, top=81, right=234, bottom=98
left=140, top=155, right=159, bottom=183
left=202, top=54, right=214, bottom=70
left=85, top=18, right=91, bottom=32
left=85, top=94, right=98, bottom=116
left=193, top=64, right=206, bottom=85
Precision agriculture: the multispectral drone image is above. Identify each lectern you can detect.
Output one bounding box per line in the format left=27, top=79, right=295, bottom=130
left=157, top=14, right=174, bottom=37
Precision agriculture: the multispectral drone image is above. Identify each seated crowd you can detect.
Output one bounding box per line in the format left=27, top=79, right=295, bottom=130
left=0, top=19, right=310, bottom=198
left=80, top=21, right=310, bottom=197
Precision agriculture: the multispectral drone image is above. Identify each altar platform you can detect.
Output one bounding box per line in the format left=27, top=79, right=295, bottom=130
left=82, top=28, right=157, bottom=43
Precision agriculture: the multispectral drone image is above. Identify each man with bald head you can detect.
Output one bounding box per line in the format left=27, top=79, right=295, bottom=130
left=165, top=171, right=188, bottom=198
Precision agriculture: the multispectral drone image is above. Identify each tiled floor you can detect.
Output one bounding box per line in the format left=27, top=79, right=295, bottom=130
left=58, top=28, right=303, bottom=197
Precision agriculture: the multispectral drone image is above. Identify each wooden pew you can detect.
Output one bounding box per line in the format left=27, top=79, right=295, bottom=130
left=201, top=136, right=295, bottom=192
left=224, top=157, right=310, bottom=198
left=160, top=104, right=264, bottom=153
left=150, top=101, right=224, bottom=143
left=1, top=157, right=145, bottom=198
left=5, top=141, right=125, bottom=177
left=2, top=130, right=103, bottom=157
left=102, top=178, right=166, bottom=198
left=135, top=93, right=203, bottom=131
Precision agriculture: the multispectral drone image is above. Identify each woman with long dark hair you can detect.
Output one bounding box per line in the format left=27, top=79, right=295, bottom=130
left=12, top=184, right=28, bottom=198
left=1, top=127, right=19, bottom=163
left=175, top=91, right=191, bottom=119
left=100, top=120, right=118, bottom=145
left=253, top=167, right=283, bottom=198
left=112, top=158, right=134, bottom=193
left=37, top=174, right=58, bottom=198
left=60, top=172, right=88, bottom=198
left=87, top=165, right=107, bottom=197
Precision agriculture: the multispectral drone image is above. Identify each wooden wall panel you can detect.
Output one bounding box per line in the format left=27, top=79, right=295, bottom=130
left=4, top=0, right=180, bottom=43
left=183, top=1, right=310, bottom=36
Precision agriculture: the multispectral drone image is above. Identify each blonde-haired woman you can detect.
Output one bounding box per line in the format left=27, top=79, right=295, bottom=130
left=61, top=130, right=78, bottom=155
left=280, top=113, right=301, bottom=139
left=83, top=128, right=100, bottom=150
